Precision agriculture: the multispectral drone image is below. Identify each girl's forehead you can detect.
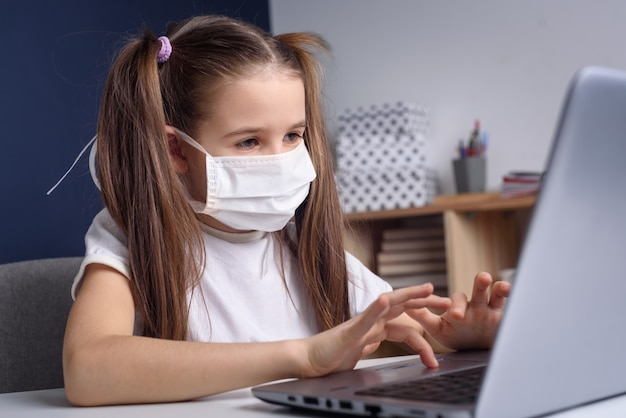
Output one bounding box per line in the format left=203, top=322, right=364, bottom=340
left=218, top=66, right=302, bottom=92
left=211, top=70, right=303, bottom=108
left=197, top=71, right=305, bottom=135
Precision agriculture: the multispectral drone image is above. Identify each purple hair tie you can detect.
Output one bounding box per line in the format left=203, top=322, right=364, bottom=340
left=157, top=36, right=172, bottom=63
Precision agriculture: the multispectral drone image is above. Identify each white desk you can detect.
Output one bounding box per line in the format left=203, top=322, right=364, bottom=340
left=2, top=356, right=626, bottom=418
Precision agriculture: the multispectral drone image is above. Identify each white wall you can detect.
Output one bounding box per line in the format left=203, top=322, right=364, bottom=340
left=270, top=0, right=626, bottom=194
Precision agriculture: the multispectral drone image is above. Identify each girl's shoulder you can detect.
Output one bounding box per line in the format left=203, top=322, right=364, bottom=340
left=88, top=208, right=128, bottom=246
left=83, top=209, right=130, bottom=269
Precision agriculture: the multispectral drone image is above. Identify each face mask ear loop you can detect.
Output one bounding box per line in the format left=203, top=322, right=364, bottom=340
left=88, top=136, right=101, bottom=191
left=46, top=135, right=98, bottom=195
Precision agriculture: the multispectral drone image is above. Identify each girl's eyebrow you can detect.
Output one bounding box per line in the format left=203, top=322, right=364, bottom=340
left=290, top=120, right=307, bottom=130
left=225, top=120, right=307, bottom=138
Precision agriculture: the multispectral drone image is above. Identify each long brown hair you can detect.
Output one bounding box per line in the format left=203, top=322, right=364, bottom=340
left=96, top=15, right=349, bottom=340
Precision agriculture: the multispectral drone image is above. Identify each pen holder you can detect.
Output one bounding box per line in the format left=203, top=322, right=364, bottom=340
left=453, top=157, right=486, bottom=193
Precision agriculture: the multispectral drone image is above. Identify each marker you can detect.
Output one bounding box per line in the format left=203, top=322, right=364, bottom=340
left=481, top=132, right=489, bottom=156
left=458, top=139, right=466, bottom=158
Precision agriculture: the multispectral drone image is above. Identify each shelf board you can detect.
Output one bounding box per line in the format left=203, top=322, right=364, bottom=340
left=344, top=192, right=536, bottom=222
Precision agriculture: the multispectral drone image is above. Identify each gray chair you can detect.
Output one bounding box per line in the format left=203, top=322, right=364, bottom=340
left=0, top=257, right=82, bottom=393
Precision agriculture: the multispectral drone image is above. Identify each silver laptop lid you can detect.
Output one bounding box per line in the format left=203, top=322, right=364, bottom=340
left=477, top=66, right=626, bottom=417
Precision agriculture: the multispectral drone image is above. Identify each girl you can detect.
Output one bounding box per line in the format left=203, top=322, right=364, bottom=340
left=62, top=15, right=509, bottom=406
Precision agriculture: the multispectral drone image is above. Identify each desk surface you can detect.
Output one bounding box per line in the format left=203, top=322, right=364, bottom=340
left=2, top=356, right=625, bottom=418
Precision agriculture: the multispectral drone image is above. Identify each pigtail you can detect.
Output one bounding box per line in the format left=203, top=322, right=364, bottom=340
left=97, top=30, right=203, bottom=340
left=275, top=34, right=351, bottom=330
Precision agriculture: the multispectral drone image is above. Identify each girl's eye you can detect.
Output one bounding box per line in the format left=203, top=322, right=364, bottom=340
left=284, top=132, right=303, bottom=143
left=236, top=138, right=259, bottom=149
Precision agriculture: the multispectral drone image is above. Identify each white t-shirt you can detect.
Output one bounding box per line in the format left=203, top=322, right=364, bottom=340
left=72, top=209, right=392, bottom=342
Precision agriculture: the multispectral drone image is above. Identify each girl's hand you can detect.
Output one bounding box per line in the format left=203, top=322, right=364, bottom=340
left=409, top=272, right=510, bottom=351
left=298, top=283, right=451, bottom=378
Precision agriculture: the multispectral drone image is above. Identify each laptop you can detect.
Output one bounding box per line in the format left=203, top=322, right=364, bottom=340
left=252, top=66, right=626, bottom=418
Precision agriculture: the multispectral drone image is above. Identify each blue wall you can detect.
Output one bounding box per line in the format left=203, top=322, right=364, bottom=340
left=1, top=1, right=270, bottom=264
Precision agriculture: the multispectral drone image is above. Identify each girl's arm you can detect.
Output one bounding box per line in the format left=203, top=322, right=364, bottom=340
left=63, top=264, right=449, bottom=406
left=63, top=264, right=305, bottom=405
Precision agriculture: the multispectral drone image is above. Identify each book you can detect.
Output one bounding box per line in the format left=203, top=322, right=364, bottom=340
left=380, top=238, right=445, bottom=252
left=377, top=250, right=446, bottom=265
left=500, top=170, right=543, bottom=198
left=377, top=261, right=447, bottom=276
left=381, top=227, right=444, bottom=241
left=383, top=273, right=448, bottom=289
left=500, top=183, right=541, bottom=198
left=502, top=171, right=544, bottom=183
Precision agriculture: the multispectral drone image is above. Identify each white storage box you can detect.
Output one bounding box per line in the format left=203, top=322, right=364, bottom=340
left=337, top=101, right=430, bottom=137
left=335, top=101, right=436, bottom=213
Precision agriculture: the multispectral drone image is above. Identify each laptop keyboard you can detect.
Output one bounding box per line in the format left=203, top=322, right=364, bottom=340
left=356, top=366, right=485, bottom=404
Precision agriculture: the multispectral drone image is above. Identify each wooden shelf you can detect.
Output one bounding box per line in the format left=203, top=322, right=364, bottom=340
left=345, top=192, right=536, bottom=221
left=343, top=192, right=536, bottom=296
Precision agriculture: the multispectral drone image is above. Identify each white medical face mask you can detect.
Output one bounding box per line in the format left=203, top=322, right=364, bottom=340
left=174, top=128, right=317, bottom=232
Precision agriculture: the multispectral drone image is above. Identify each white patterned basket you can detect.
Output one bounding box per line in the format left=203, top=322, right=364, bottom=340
left=335, top=101, right=436, bottom=213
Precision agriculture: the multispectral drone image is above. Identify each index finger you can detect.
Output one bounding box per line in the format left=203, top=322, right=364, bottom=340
left=351, top=284, right=443, bottom=337
left=384, top=286, right=450, bottom=321
left=348, top=293, right=391, bottom=339
left=385, top=283, right=435, bottom=306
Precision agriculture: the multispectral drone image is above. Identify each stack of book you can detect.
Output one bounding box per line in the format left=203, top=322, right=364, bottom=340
left=376, top=222, right=448, bottom=292
left=500, top=171, right=543, bottom=198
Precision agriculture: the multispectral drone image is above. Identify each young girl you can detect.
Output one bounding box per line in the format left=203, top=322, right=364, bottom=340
left=62, top=15, right=510, bottom=406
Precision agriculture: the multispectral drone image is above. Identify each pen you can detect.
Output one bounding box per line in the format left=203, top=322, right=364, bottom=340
left=456, top=121, right=488, bottom=158
left=458, top=139, right=466, bottom=158
left=481, top=132, right=488, bottom=156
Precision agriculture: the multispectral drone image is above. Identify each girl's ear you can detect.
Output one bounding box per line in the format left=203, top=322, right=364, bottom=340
left=165, top=125, right=188, bottom=174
